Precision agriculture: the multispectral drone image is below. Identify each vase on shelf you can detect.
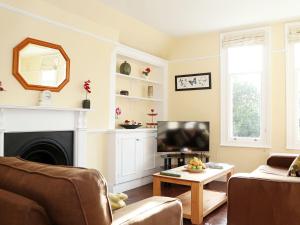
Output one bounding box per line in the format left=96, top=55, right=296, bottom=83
left=82, top=99, right=90, bottom=109
left=120, top=61, right=131, bottom=75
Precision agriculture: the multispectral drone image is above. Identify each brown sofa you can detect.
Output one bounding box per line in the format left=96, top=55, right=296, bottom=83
left=0, top=157, right=182, bottom=225
left=227, top=153, right=300, bottom=225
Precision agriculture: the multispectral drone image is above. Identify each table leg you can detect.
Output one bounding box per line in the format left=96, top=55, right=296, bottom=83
left=191, top=182, right=203, bottom=225
left=153, top=177, right=161, bottom=196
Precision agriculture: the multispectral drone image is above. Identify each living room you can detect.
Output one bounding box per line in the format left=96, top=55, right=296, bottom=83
left=1, top=0, right=300, bottom=225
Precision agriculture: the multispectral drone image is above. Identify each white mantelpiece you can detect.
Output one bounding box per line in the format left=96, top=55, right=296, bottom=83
left=0, top=105, right=89, bottom=167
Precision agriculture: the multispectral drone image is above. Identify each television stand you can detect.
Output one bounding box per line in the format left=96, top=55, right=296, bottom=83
left=161, top=152, right=209, bottom=170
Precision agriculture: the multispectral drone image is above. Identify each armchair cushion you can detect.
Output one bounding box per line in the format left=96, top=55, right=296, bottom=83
left=112, top=196, right=182, bottom=225
left=267, top=153, right=298, bottom=169
left=0, top=189, right=51, bottom=225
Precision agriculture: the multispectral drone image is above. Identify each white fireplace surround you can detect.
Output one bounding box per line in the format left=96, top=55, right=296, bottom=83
left=0, top=105, right=89, bottom=167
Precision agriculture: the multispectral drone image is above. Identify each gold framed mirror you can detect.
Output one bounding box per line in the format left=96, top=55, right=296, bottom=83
left=13, top=38, right=70, bottom=92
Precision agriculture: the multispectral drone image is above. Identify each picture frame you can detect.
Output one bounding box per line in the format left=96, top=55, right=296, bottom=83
left=175, top=73, right=212, bottom=91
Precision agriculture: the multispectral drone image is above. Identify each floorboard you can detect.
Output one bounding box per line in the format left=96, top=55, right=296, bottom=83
left=124, top=181, right=227, bottom=225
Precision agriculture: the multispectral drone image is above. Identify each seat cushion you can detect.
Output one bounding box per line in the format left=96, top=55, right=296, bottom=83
left=0, top=189, right=50, bottom=225
left=252, top=165, right=289, bottom=177
left=112, top=196, right=182, bottom=225
left=0, top=157, right=112, bottom=225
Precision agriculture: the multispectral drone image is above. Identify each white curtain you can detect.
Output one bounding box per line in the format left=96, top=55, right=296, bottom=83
left=222, top=29, right=266, bottom=48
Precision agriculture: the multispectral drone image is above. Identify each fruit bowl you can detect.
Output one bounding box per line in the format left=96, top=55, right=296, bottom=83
left=187, top=167, right=204, bottom=173
left=120, top=124, right=142, bottom=129
left=186, top=157, right=206, bottom=173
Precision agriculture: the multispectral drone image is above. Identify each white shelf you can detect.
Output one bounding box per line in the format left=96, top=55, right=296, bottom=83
left=116, top=94, right=163, bottom=102
left=116, top=73, right=162, bottom=85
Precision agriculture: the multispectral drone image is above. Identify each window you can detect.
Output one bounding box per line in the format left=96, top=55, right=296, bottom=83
left=220, top=28, right=271, bottom=148
left=286, top=23, right=300, bottom=149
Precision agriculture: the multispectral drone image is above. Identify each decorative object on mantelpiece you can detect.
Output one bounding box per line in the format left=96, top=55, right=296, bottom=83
left=120, top=61, right=131, bottom=75
left=147, top=85, right=153, bottom=98
left=142, top=67, right=151, bottom=79
left=120, top=90, right=129, bottom=96
left=38, top=90, right=52, bottom=106
left=115, top=107, right=122, bottom=119
left=13, top=37, right=70, bottom=92
left=175, top=73, right=211, bottom=91
left=120, top=120, right=142, bottom=129
left=146, top=109, right=158, bottom=128
left=0, top=81, right=6, bottom=91
left=82, top=80, right=91, bottom=109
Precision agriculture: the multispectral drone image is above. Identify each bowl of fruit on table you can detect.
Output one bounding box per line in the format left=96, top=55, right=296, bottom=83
left=186, top=157, right=206, bottom=173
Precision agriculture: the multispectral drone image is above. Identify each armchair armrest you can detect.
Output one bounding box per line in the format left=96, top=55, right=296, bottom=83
left=228, top=173, right=300, bottom=225
left=266, top=153, right=298, bottom=169
left=112, top=196, right=182, bottom=225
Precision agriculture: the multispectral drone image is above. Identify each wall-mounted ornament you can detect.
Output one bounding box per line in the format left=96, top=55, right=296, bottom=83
left=82, top=80, right=91, bottom=109
left=120, top=61, right=131, bottom=75
left=175, top=73, right=211, bottom=91
left=38, top=90, right=52, bottom=106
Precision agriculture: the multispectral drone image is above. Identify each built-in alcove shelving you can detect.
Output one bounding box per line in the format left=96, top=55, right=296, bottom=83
left=109, top=45, right=168, bottom=129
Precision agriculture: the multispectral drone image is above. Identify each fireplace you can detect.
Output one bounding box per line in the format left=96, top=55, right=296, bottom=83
left=4, top=131, right=74, bottom=166
left=0, top=105, right=88, bottom=167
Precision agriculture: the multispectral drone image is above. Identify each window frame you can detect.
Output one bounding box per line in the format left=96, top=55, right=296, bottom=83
left=220, top=27, right=271, bottom=148
left=286, top=22, right=300, bottom=150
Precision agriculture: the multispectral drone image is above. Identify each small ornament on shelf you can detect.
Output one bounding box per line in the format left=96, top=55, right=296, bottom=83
left=82, top=80, right=91, bottom=109
left=146, top=109, right=158, bottom=128
left=115, top=107, right=122, bottom=119
left=0, top=81, right=6, bottom=91
left=142, top=67, right=151, bottom=79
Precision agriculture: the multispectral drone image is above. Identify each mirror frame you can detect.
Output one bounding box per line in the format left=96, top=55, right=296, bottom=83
left=13, top=37, right=70, bottom=92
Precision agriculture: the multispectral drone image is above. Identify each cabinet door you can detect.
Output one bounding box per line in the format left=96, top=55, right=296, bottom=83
left=139, top=134, right=157, bottom=176
left=116, top=135, right=139, bottom=183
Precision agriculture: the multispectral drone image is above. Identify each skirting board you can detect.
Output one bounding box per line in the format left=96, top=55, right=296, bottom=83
left=108, top=176, right=153, bottom=193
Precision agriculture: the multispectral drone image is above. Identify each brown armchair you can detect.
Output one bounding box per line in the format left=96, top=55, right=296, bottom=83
left=227, top=153, right=300, bottom=225
left=0, top=157, right=182, bottom=225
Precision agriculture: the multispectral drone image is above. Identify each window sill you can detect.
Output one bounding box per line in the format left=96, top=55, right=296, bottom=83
left=220, top=142, right=271, bottom=149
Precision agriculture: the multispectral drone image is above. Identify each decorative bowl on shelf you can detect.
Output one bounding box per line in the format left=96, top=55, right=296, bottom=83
left=120, top=124, right=142, bottom=129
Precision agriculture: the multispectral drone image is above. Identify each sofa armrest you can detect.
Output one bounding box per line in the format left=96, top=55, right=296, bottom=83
left=112, top=196, right=182, bottom=225
left=266, top=153, right=298, bottom=168
left=228, top=173, right=300, bottom=225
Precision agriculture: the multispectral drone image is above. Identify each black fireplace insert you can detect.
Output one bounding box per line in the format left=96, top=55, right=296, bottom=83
left=4, top=131, right=74, bottom=166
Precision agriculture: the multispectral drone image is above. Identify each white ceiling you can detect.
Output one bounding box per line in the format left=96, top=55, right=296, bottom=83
left=99, top=0, right=300, bottom=36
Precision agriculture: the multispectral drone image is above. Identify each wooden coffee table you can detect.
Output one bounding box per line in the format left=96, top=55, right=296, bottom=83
left=153, top=164, right=234, bottom=225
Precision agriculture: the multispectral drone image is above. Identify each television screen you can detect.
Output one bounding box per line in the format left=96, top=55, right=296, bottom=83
left=157, top=121, right=209, bottom=152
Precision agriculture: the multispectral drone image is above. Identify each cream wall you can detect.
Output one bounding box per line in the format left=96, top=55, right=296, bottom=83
left=168, top=23, right=300, bottom=172
left=0, top=0, right=171, bottom=176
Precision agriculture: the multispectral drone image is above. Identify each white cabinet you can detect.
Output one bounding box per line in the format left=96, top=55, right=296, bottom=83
left=107, top=129, right=160, bottom=192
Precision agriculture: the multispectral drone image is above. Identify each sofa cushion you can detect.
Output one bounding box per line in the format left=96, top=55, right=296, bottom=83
left=0, top=157, right=112, bottom=225
left=252, top=165, right=289, bottom=177
left=112, top=196, right=182, bottom=225
left=288, top=155, right=300, bottom=177
left=0, top=188, right=50, bottom=225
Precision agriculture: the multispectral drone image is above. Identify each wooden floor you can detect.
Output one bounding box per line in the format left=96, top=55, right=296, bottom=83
left=124, top=181, right=227, bottom=225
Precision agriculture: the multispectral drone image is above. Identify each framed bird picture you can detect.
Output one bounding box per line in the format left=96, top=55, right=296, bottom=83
left=175, top=73, right=211, bottom=91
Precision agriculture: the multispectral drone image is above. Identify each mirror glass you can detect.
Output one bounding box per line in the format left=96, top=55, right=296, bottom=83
left=13, top=38, right=70, bottom=92
left=19, top=44, right=67, bottom=87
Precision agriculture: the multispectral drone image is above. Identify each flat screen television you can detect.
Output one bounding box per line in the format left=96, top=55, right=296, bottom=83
left=157, top=121, right=209, bottom=152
